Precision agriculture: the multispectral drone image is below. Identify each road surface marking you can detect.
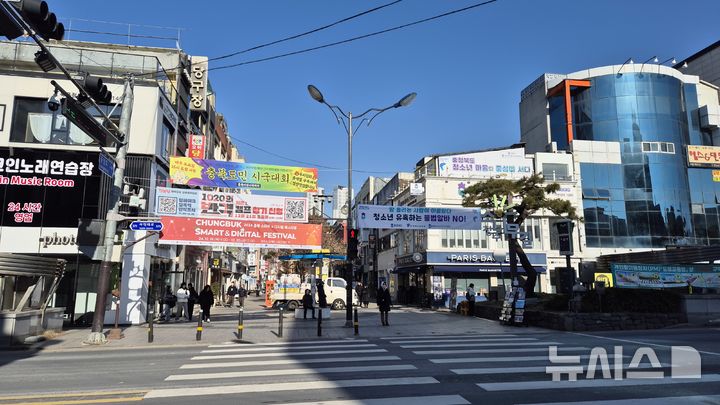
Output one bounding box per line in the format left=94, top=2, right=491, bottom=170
left=145, top=377, right=439, bottom=399
left=391, top=337, right=537, bottom=344
left=402, top=341, right=562, bottom=349
left=431, top=354, right=622, bottom=364
left=9, top=398, right=144, bottom=405
left=166, top=364, right=416, bottom=381
left=380, top=334, right=517, bottom=340
left=452, top=363, right=669, bottom=375
left=416, top=347, right=588, bottom=355
left=206, top=339, right=366, bottom=348
left=477, top=374, right=720, bottom=391
left=523, top=394, right=720, bottom=404
left=0, top=390, right=148, bottom=400
left=269, top=394, right=470, bottom=405
left=192, top=348, right=386, bottom=360
left=181, top=355, right=401, bottom=369
left=202, top=343, right=377, bottom=353
left=569, top=332, right=720, bottom=357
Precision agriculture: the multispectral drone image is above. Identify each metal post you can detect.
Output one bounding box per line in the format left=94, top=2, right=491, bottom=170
left=345, top=112, right=354, bottom=328
left=565, top=254, right=571, bottom=271
left=354, top=308, right=359, bottom=336
left=237, top=308, right=244, bottom=340
left=85, top=77, right=134, bottom=345
left=196, top=310, right=203, bottom=341
left=278, top=307, right=284, bottom=338
left=317, top=307, right=322, bottom=337
left=148, top=309, right=154, bottom=343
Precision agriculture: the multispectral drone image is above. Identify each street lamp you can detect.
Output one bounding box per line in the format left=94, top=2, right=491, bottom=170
left=307, top=84, right=416, bottom=327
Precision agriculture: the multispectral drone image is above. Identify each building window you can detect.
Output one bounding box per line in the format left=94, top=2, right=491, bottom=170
left=641, top=142, right=675, bottom=154
left=441, top=228, right=489, bottom=249
left=542, top=163, right=571, bottom=181
left=161, top=119, right=174, bottom=161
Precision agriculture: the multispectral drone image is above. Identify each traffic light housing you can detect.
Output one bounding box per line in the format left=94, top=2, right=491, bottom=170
left=347, top=228, right=359, bottom=261
left=555, top=220, right=575, bottom=256
left=0, top=5, right=24, bottom=40
left=80, top=75, right=113, bottom=105
left=14, top=0, right=64, bottom=41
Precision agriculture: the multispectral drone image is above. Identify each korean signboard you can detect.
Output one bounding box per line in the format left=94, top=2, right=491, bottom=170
left=155, top=187, right=308, bottom=222
left=357, top=204, right=481, bottom=230
left=437, top=148, right=533, bottom=179
left=687, top=145, right=720, bottom=168
left=611, top=263, right=720, bottom=289
left=158, top=216, right=322, bottom=249
left=189, top=56, right=208, bottom=112
left=169, top=157, right=318, bottom=192
left=187, top=134, right=206, bottom=159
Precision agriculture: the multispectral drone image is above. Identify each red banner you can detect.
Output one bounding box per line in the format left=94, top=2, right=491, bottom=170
left=158, top=216, right=322, bottom=249
left=188, top=134, right=206, bottom=159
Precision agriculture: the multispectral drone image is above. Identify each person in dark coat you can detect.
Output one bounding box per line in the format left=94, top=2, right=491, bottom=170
left=377, top=281, right=392, bottom=326
left=302, top=289, right=315, bottom=319
left=187, top=283, right=199, bottom=321
left=198, top=285, right=214, bottom=322
left=317, top=280, right=328, bottom=308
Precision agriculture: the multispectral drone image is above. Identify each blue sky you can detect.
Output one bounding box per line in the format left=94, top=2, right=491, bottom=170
left=53, top=0, right=720, bottom=194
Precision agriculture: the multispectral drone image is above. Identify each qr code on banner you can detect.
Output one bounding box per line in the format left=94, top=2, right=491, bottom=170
left=284, top=198, right=307, bottom=221
left=156, top=196, right=178, bottom=215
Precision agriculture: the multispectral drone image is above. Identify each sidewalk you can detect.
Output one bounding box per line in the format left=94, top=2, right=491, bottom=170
left=28, top=295, right=535, bottom=352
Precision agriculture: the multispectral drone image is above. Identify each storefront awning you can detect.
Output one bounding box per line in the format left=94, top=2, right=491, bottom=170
left=432, top=265, right=546, bottom=274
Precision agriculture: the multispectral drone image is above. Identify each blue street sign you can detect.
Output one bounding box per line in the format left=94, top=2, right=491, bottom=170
left=99, top=152, right=115, bottom=177
left=130, top=221, right=163, bottom=231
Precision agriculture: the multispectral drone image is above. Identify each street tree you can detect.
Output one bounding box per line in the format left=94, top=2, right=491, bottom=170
left=461, top=173, right=579, bottom=296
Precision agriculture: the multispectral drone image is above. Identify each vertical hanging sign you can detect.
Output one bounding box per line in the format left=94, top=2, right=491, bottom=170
left=188, top=134, right=206, bottom=159
left=189, top=56, right=208, bottom=112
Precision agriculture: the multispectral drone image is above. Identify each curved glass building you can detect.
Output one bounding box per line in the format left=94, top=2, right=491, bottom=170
left=520, top=64, right=720, bottom=250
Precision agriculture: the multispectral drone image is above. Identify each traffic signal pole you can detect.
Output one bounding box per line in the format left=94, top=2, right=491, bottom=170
left=345, top=112, right=353, bottom=328
left=85, top=76, right=134, bottom=345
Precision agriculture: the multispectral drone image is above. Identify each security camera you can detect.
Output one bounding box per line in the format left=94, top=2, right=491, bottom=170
left=47, top=92, right=61, bottom=112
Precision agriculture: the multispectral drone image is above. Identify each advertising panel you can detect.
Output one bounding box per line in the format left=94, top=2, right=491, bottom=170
left=611, top=263, right=720, bottom=289
left=155, top=187, right=308, bottom=222
left=357, top=204, right=481, bottom=230
left=437, top=148, right=534, bottom=179
left=687, top=145, right=720, bottom=168
left=187, top=134, right=206, bottom=159
left=169, top=157, right=318, bottom=192
left=158, top=216, right=322, bottom=249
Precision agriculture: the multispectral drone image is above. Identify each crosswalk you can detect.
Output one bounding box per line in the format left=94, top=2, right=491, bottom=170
left=141, top=332, right=718, bottom=404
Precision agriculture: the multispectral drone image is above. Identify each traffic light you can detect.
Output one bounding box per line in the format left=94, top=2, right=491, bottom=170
left=13, top=0, right=64, bottom=41
left=347, top=228, right=359, bottom=261
left=555, top=220, right=575, bottom=256
left=0, top=5, right=24, bottom=40
left=80, top=75, right=113, bottom=105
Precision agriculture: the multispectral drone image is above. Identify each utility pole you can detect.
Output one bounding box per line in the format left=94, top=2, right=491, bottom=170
left=85, top=76, right=134, bottom=345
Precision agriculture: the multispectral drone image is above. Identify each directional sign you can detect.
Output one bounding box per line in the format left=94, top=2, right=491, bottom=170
left=130, top=221, right=163, bottom=231
left=98, top=152, right=115, bottom=177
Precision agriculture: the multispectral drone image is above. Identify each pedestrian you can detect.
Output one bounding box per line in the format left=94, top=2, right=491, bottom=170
left=466, top=283, right=476, bottom=317
left=377, top=281, right=392, bottom=326
left=238, top=284, right=247, bottom=308
left=187, top=283, right=199, bottom=321
left=317, top=279, right=327, bottom=308
left=162, top=285, right=176, bottom=321
left=361, top=284, right=370, bottom=308
left=302, top=288, right=315, bottom=319
left=226, top=281, right=238, bottom=307
left=355, top=282, right=364, bottom=307
left=176, top=283, right=190, bottom=321
left=199, top=285, right=214, bottom=322
left=256, top=281, right=261, bottom=297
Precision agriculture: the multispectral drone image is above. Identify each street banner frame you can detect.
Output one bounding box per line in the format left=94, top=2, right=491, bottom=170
left=169, top=157, right=318, bottom=192
left=357, top=204, right=481, bottom=230
left=154, top=187, right=308, bottom=222
left=611, top=262, right=720, bottom=289
left=158, top=216, right=322, bottom=249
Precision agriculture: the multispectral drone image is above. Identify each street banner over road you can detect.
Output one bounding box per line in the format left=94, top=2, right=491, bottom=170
left=437, top=147, right=533, bottom=180
left=154, top=187, right=308, bottom=223
left=611, top=263, right=720, bottom=289
left=357, top=204, right=481, bottom=230
left=158, top=216, right=322, bottom=249
left=169, top=157, right=318, bottom=192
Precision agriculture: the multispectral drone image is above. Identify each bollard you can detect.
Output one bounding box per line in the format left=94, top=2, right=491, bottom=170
left=237, top=308, right=244, bottom=340
left=196, top=310, right=203, bottom=341
left=148, top=310, right=154, bottom=343
left=317, top=307, right=322, bottom=337
left=278, top=307, right=284, bottom=338
left=354, top=307, right=359, bottom=336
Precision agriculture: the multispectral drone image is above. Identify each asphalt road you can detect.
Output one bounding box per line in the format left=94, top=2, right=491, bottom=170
left=0, top=327, right=719, bottom=405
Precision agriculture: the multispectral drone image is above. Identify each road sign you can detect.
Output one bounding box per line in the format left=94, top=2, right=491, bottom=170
left=61, top=96, right=122, bottom=147
left=98, top=152, right=114, bottom=177
left=130, top=221, right=163, bottom=231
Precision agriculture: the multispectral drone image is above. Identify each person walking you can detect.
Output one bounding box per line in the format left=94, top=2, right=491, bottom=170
left=187, top=283, right=199, bottom=321
left=199, top=285, right=214, bottom=322
left=161, top=285, right=176, bottom=322
left=466, top=283, right=476, bottom=317
left=302, top=289, right=315, bottom=319
left=175, top=283, right=190, bottom=321
left=226, top=281, right=238, bottom=307
left=377, top=281, right=392, bottom=326
left=238, top=284, right=248, bottom=308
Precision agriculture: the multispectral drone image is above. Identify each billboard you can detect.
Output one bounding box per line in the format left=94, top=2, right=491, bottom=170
left=687, top=145, right=720, bottom=168
left=437, top=148, right=533, bottom=179
left=611, top=263, right=720, bottom=289
left=357, top=204, right=481, bottom=230
left=187, top=134, right=206, bottom=159
left=154, top=187, right=308, bottom=222
left=158, top=216, right=322, bottom=249
left=169, top=157, right=318, bottom=192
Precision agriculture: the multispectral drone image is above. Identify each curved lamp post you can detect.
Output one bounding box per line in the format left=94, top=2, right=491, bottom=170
left=307, top=84, right=416, bottom=327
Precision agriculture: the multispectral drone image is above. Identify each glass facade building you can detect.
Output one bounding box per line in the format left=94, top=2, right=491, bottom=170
left=535, top=69, right=720, bottom=249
